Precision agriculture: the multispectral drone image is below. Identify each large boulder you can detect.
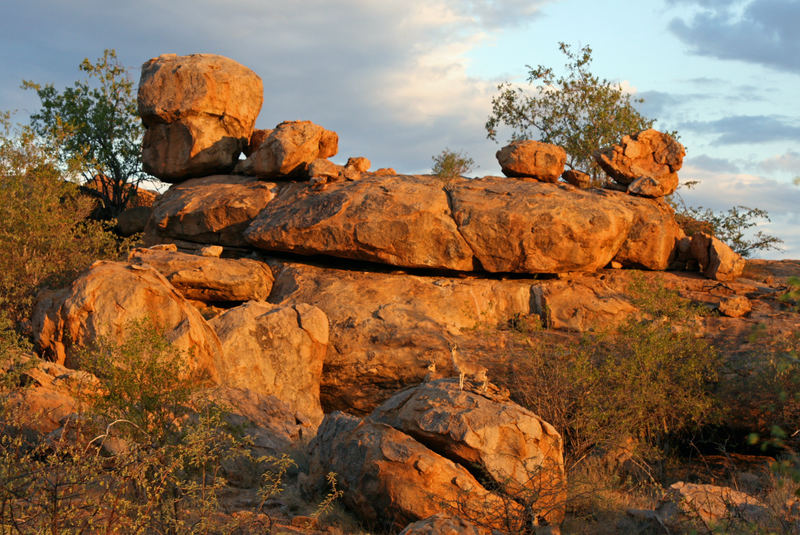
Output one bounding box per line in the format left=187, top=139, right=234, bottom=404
left=302, top=413, right=526, bottom=532
left=496, top=140, right=566, bottom=182
left=446, top=177, right=634, bottom=273
left=689, top=232, right=745, bottom=281
left=146, top=175, right=279, bottom=247
left=128, top=247, right=274, bottom=302
left=32, top=261, right=223, bottom=379
left=267, top=261, right=538, bottom=413
left=235, top=120, right=338, bottom=178
left=245, top=175, right=475, bottom=271
left=595, top=129, right=684, bottom=196
left=138, top=54, right=263, bottom=182
left=371, top=379, right=566, bottom=527
left=610, top=194, right=683, bottom=270
left=209, top=302, right=328, bottom=426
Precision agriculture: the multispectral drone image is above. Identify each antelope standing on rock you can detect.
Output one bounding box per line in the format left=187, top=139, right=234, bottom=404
left=449, top=342, right=488, bottom=392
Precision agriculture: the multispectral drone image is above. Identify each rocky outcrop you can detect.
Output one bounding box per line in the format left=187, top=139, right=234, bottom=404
left=146, top=175, right=279, bottom=247
left=496, top=140, right=566, bottom=182
left=267, top=261, right=538, bottom=412
left=690, top=232, right=745, bottom=281
left=371, top=379, right=566, bottom=527
left=235, top=120, right=338, bottom=178
left=129, top=247, right=274, bottom=302
left=447, top=177, right=634, bottom=273
left=138, top=54, right=263, bottom=182
left=32, top=261, right=224, bottom=379
left=595, top=129, right=684, bottom=197
left=302, top=413, right=527, bottom=532
left=610, top=195, right=683, bottom=270
left=536, top=276, right=636, bottom=331
left=209, top=302, right=327, bottom=425
left=245, top=175, right=475, bottom=271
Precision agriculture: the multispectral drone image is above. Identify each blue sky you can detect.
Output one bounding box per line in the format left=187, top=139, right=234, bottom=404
left=2, top=0, right=798, bottom=258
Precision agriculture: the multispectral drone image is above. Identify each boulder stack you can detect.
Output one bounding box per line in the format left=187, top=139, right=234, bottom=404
left=138, top=54, right=263, bottom=182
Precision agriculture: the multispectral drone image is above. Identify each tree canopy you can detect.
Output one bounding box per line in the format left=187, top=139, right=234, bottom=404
left=485, top=42, right=655, bottom=182
left=23, top=49, right=144, bottom=218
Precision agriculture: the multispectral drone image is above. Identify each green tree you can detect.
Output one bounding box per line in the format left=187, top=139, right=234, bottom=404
left=486, top=42, right=655, bottom=182
left=431, top=148, right=475, bottom=178
left=23, top=49, right=144, bottom=219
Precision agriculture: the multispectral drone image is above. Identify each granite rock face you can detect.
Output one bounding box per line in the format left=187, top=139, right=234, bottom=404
left=138, top=54, right=263, bottom=181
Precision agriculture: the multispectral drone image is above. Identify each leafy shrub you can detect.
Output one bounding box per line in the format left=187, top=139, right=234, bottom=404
left=507, top=278, right=719, bottom=464
left=431, top=148, right=475, bottom=178
left=780, top=277, right=800, bottom=312
left=0, top=114, right=129, bottom=324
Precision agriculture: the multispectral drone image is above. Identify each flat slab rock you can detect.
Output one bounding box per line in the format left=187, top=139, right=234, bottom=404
left=244, top=174, right=681, bottom=274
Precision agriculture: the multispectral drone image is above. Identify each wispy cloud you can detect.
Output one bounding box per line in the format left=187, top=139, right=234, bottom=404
left=679, top=115, right=800, bottom=145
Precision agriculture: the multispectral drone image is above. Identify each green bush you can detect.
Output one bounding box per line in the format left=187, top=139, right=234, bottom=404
left=508, top=278, right=719, bottom=464
left=431, top=148, right=475, bottom=178
left=0, top=114, right=129, bottom=324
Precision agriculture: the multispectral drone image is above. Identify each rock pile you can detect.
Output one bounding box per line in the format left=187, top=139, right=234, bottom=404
left=27, top=52, right=771, bottom=533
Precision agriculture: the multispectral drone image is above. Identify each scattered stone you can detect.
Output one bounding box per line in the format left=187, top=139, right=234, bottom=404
left=496, top=140, right=566, bottom=182
left=371, top=378, right=566, bottom=527
left=32, top=261, right=223, bottom=379
left=128, top=247, right=274, bottom=302
left=235, top=120, right=338, bottom=178
left=200, top=245, right=223, bottom=257
left=595, top=129, right=684, bottom=196
left=655, top=482, right=769, bottom=528
left=718, top=296, right=752, bottom=318
left=561, top=169, right=592, bottom=188
left=209, top=302, right=327, bottom=425
left=307, top=158, right=343, bottom=180
left=398, top=514, right=490, bottom=535
left=146, top=175, right=279, bottom=247
left=690, top=232, right=745, bottom=281
left=138, top=54, right=263, bottom=181
left=345, top=156, right=370, bottom=173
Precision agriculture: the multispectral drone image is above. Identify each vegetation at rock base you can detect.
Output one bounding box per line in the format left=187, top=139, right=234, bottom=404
left=23, top=49, right=145, bottom=219
left=0, top=113, right=130, bottom=324
left=431, top=148, right=475, bottom=178
left=486, top=42, right=655, bottom=183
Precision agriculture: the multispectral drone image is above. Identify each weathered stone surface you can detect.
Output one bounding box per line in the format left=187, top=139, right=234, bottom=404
left=138, top=54, right=263, bottom=181
left=235, top=120, right=338, bottom=178
left=610, top=193, right=682, bottom=270
left=267, top=261, right=537, bottom=413
left=303, top=414, right=525, bottom=532
left=447, top=177, right=634, bottom=273
left=7, top=359, right=98, bottom=435
left=718, top=296, right=752, bottom=318
left=245, top=175, right=475, bottom=271
left=245, top=128, right=272, bottom=157
left=654, top=482, right=769, bottom=528
left=345, top=156, right=371, bottom=173
left=496, top=140, right=566, bottom=182
left=128, top=247, right=274, bottom=302
left=690, top=232, right=745, bottom=281
left=398, top=514, right=490, bottom=535
left=627, top=174, right=679, bottom=198
left=32, top=261, right=223, bottom=379
left=209, top=302, right=327, bottom=425
left=371, top=379, right=566, bottom=527
left=146, top=175, right=279, bottom=247
left=307, top=158, right=343, bottom=179
left=116, top=206, right=152, bottom=236
left=535, top=276, right=636, bottom=331
left=561, top=169, right=591, bottom=188
left=595, top=129, right=684, bottom=195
